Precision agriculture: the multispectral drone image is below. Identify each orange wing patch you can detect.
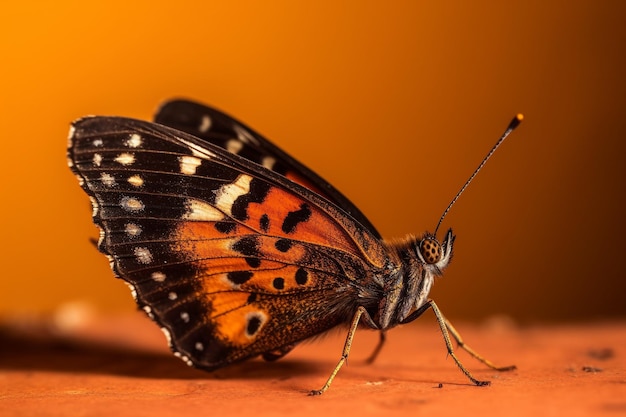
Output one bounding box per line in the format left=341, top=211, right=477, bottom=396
left=172, top=172, right=367, bottom=262
left=205, top=292, right=267, bottom=346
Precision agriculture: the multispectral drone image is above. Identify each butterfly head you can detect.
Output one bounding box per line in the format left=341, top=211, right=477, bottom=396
left=379, top=229, right=455, bottom=328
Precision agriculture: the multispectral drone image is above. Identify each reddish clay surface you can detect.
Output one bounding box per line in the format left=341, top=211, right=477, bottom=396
left=1, top=311, right=624, bottom=417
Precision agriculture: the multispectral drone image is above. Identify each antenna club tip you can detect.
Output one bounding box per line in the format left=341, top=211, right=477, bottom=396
left=508, top=113, right=524, bottom=130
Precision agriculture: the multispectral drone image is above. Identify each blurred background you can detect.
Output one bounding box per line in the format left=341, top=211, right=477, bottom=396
left=1, top=1, right=624, bottom=324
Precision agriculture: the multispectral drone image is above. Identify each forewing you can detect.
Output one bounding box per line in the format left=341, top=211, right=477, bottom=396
left=68, top=117, right=386, bottom=369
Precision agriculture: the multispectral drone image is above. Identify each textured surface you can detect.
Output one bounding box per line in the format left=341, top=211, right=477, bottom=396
left=1, top=310, right=624, bottom=417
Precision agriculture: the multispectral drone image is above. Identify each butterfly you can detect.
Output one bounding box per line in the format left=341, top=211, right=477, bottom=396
left=67, top=99, right=520, bottom=394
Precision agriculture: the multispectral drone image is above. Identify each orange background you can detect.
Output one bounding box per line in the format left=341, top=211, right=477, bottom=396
left=1, top=1, right=624, bottom=323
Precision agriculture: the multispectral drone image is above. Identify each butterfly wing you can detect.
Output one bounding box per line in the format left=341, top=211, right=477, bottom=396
left=154, top=99, right=381, bottom=238
left=68, top=117, right=387, bottom=370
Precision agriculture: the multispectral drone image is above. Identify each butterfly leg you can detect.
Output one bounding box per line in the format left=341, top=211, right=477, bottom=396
left=364, top=331, right=386, bottom=365
left=309, top=306, right=372, bottom=396
left=443, top=318, right=517, bottom=372
left=428, top=300, right=512, bottom=386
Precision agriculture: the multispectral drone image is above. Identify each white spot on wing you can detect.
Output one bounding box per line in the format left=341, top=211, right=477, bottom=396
left=92, top=138, right=104, bottom=147
left=120, top=196, right=144, bottom=212
left=126, top=133, right=142, bottom=148
left=174, top=351, right=193, bottom=367
left=214, top=174, right=252, bottom=216
left=126, top=282, right=138, bottom=300
left=143, top=305, right=154, bottom=318
left=179, top=155, right=202, bottom=175
left=183, top=198, right=224, bottom=221
left=199, top=115, right=212, bottom=133
left=262, top=156, right=276, bottom=170
left=226, top=139, right=243, bottom=154
left=115, top=152, right=135, bottom=166
left=100, top=172, right=116, bottom=187
left=180, top=311, right=190, bottom=323
left=195, top=342, right=204, bottom=351
left=67, top=125, right=76, bottom=148
left=151, top=271, right=166, bottom=282
left=98, top=229, right=106, bottom=249
left=134, top=247, right=153, bottom=264
left=168, top=292, right=178, bottom=300
left=161, top=326, right=173, bottom=345
left=89, top=196, right=99, bottom=217
left=93, top=153, right=103, bottom=167
left=124, top=222, right=142, bottom=237
left=127, top=174, right=144, bottom=187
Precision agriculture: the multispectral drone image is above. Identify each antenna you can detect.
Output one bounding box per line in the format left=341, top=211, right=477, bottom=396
left=433, top=113, right=524, bottom=237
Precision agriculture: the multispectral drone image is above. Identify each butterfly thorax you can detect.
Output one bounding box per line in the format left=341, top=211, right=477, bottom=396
left=375, top=229, right=455, bottom=329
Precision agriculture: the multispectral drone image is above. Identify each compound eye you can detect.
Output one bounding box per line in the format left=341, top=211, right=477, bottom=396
left=420, top=238, right=442, bottom=264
